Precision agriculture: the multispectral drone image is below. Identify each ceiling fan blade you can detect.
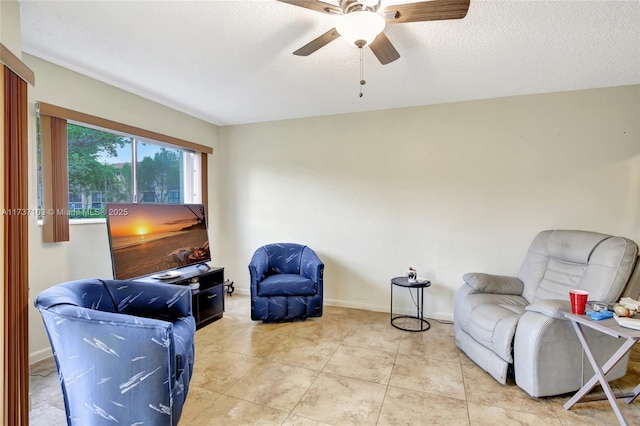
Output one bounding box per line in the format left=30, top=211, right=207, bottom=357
left=384, top=0, right=470, bottom=24
left=293, top=28, right=341, bottom=56
left=369, top=32, right=400, bottom=65
left=276, top=0, right=342, bottom=15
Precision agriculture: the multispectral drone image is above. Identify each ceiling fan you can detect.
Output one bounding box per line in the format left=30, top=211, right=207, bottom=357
left=278, top=0, right=471, bottom=65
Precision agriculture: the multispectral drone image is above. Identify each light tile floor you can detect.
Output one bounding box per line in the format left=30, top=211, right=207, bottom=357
left=30, top=294, right=640, bottom=425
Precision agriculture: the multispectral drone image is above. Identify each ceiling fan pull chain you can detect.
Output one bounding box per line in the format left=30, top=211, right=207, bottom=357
left=359, top=47, right=366, bottom=98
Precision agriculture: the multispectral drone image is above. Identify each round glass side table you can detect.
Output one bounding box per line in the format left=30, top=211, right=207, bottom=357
left=390, top=276, right=431, bottom=332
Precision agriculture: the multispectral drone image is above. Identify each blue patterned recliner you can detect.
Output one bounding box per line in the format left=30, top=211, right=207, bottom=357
left=249, top=243, right=324, bottom=322
left=34, top=279, right=196, bottom=426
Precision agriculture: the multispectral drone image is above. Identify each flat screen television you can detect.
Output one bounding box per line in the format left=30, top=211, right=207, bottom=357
left=105, top=203, right=211, bottom=280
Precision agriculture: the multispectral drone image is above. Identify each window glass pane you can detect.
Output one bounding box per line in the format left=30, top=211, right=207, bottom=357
left=136, top=141, right=184, bottom=204
left=67, top=123, right=132, bottom=218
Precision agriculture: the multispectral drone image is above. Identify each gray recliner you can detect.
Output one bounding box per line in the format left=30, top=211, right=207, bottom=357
left=454, top=230, right=639, bottom=397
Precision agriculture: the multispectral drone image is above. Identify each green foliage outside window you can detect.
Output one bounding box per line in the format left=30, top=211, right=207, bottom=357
left=137, top=148, right=181, bottom=203
left=67, top=125, right=130, bottom=207
left=62, top=124, right=184, bottom=218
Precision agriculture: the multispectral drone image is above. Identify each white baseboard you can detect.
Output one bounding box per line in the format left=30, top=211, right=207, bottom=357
left=324, top=297, right=453, bottom=322
left=323, top=297, right=388, bottom=314
left=229, top=288, right=453, bottom=322
left=232, top=287, right=250, bottom=296
left=30, top=347, right=53, bottom=366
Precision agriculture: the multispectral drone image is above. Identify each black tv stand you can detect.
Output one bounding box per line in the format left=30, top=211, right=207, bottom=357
left=135, top=265, right=225, bottom=329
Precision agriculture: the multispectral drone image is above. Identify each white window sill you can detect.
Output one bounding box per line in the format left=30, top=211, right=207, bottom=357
left=37, top=218, right=106, bottom=226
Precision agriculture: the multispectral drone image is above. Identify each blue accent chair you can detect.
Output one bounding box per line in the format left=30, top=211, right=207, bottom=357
left=34, top=279, right=196, bottom=426
left=249, top=243, right=324, bottom=322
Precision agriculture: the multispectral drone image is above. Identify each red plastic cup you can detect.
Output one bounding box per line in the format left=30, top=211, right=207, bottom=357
left=569, top=289, right=589, bottom=315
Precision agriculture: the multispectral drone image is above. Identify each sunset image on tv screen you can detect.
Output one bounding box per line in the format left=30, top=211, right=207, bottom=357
left=106, top=203, right=210, bottom=279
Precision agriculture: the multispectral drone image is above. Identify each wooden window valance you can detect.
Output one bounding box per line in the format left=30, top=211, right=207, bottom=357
left=0, top=44, right=35, bottom=86
left=38, top=102, right=213, bottom=154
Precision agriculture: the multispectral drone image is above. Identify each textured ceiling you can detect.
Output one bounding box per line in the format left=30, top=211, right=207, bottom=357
left=18, top=0, right=640, bottom=126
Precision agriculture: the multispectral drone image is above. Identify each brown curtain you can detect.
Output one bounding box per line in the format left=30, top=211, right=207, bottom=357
left=40, top=115, right=69, bottom=242
left=3, top=65, right=29, bottom=425
left=201, top=152, right=209, bottom=208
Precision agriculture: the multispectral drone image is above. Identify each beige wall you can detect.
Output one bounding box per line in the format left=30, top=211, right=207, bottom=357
left=1, top=0, right=22, bottom=54
left=25, top=55, right=220, bottom=362
left=220, top=85, right=640, bottom=318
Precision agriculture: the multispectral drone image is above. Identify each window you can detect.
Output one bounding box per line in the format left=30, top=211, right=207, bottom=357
left=37, top=103, right=212, bottom=242
left=38, top=122, right=201, bottom=219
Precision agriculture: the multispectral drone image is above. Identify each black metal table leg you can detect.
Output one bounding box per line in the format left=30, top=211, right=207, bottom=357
left=390, top=277, right=431, bottom=332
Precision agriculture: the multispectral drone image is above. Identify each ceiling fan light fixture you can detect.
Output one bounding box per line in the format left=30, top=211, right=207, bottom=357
left=361, top=0, right=381, bottom=8
left=336, top=11, right=385, bottom=47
